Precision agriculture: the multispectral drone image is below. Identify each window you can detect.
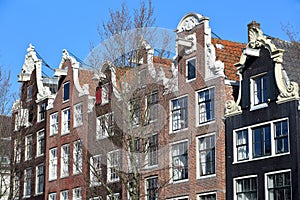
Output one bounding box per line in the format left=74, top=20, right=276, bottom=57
left=235, top=176, right=257, bottom=200
left=96, top=112, right=114, bottom=139
left=130, top=99, right=140, bottom=126
left=274, top=120, right=289, bottom=154
left=61, top=144, right=70, bottom=177
left=49, top=148, right=58, bottom=180
left=90, top=154, right=102, bottom=186
left=102, top=83, right=110, bottom=104
left=147, top=92, right=158, bottom=123
left=60, top=190, right=69, bottom=200
left=266, top=170, right=291, bottom=200
left=171, top=141, right=188, bottom=181
left=197, top=88, right=215, bottom=124
left=27, top=85, right=33, bottom=101
left=236, top=129, right=249, bottom=161
left=147, top=134, right=158, bottom=167
left=25, top=134, right=33, bottom=161
left=145, top=176, right=158, bottom=200
left=63, top=82, right=70, bottom=102
left=107, top=150, right=120, bottom=182
left=198, top=134, right=215, bottom=177
left=62, top=108, right=70, bottom=135
left=36, top=130, right=45, bottom=157
left=171, top=96, right=188, bottom=132
left=38, top=102, right=47, bottom=122
left=234, top=119, right=289, bottom=163
left=139, top=69, right=147, bottom=88
left=186, top=58, right=196, bottom=81
left=14, top=139, right=21, bottom=163
left=253, top=125, right=271, bottom=158
left=128, top=138, right=141, bottom=172
left=49, top=193, right=57, bottom=200
left=168, top=196, right=188, bottom=200
left=50, top=112, right=58, bottom=136
left=23, top=168, right=32, bottom=197
left=73, top=187, right=82, bottom=200
left=14, top=108, right=29, bottom=130
left=253, top=75, right=267, bottom=105
left=74, top=103, right=83, bottom=127
left=107, top=193, right=120, bottom=200
left=13, top=171, right=20, bottom=198
left=198, top=193, right=216, bottom=200
left=73, top=140, right=82, bottom=174
left=35, top=165, right=44, bottom=194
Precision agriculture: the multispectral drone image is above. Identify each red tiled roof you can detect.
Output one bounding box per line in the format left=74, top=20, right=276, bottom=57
left=212, top=38, right=246, bottom=81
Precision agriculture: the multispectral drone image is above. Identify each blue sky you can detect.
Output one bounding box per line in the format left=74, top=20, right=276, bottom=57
left=1, top=0, right=300, bottom=91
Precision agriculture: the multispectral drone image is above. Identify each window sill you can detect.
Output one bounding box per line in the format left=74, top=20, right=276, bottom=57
left=186, top=78, right=196, bottom=82
left=197, top=120, right=215, bottom=127
left=61, top=132, right=70, bottom=136
left=170, top=128, right=188, bottom=134
left=233, top=152, right=290, bottom=164
left=107, top=179, right=120, bottom=183
left=48, top=178, right=57, bottom=182
left=49, top=133, right=58, bottom=137
left=197, top=174, right=216, bottom=180
left=144, top=164, right=158, bottom=170
left=35, top=154, right=44, bottom=158
left=250, top=103, right=268, bottom=111
left=172, top=178, right=189, bottom=184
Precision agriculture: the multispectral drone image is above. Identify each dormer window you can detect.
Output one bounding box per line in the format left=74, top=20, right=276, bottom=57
left=186, top=58, right=196, bottom=81
left=250, top=74, right=268, bottom=110
left=63, top=82, right=70, bottom=102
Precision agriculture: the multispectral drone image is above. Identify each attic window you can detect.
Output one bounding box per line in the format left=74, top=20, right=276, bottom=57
left=27, top=85, right=33, bottom=101
left=186, top=58, right=196, bottom=81
left=63, top=82, right=70, bottom=102
left=250, top=74, right=268, bottom=110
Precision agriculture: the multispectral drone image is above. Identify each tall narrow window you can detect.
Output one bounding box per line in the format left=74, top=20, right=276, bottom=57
left=253, top=125, right=271, bottom=158
left=147, top=134, right=158, bottom=167
left=61, top=144, right=70, bottom=177
left=171, top=96, right=188, bottom=131
left=274, top=120, right=289, bottom=154
left=62, top=108, right=70, bottom=135
left=60, top=190, right=69, bottom=200
left=253, top=75, right=267, bottom=105
left=171, top=141, right=188, bottom=181
left=63, top=82, right=70, bottom=102
left=198, top=134, right=215, bottom=176
left=35, top=165, right=44, bottom=194
left=147, top=92, right=158, bottom=123
left=27, top=85, right=33, bottom=101
left=49, top=193, right=57, bottom=200
left=145, top=176, right=158, bottom=200
left=14, top=139, right=21, bottom=163
left=36, top=130, right=45, bottom=157
left=107, top=150, right=120, bottom=182
left=73, top=140, right=82, bottom=174
left=130, top=99, right=140, bottom=126
left=139, top=69, right=147, bottom=87
left=13, top=171, right=20, bottom=198
left=186, top=58, right=196, bottom=81
left=102, top=83, right=109, bottom=104
left=73, top=187, right=82, bottom=200
left=90, top=155, right=102, bottom=186
left=236, top=129, right=249, bottom=161
left=198, top=88, right=215, bottom=124
left=96, top=112, right=114, bottom=139
left=49, top=148, right=58, bottom=180
left=74, top=103, right=83, bottom=127
left=267, top=171, right=291, bottom=200
left=50, top=112, right=58, bottom=136
left=236, top=177, right=257, bottom=199
left=25, top=134, right=33, bottom=161
left=38, top=102, right=47, bottom=122
left=23, top=168, right=32, bottom=197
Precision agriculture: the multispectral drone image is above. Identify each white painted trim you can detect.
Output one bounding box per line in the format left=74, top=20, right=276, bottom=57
left=186, top=57, right=196, bottom=82
left=233, top=175, right=258, bottom=200
left=169, top=94, right=189, bottom=134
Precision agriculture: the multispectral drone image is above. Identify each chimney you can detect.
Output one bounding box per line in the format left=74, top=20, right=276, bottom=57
left=247, top=21, right=260, bottom=42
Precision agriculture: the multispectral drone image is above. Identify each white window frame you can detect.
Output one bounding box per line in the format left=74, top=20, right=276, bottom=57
left=74, top=103, right=83, bottom=128
left=13, top=172, right=20, bottom=198
left=107, top=150, right=120, bottom=183
left=233, top=118, right=290, bottom=163
left=27, top=85, right=33, bottom=101
left=14, top=139, right=21, bottom=163
left=170, top=95, right=188, bottom=133
left=130, top=99, right=140, bottom=127
left=250, top=73, right=268, bottom=111
left=196, top=87, right=215, bottom=126
left=73, top=140, right=83, bottom=174
left=102, top=83, right=109, bottom=104
left=50, top=112, right=58, bottom=136
left=73, top=187, right=82, bottom=200
left=265, top=169, right=291, bottom=200
left=96, top=112, right=114, bottom=140
left=61, top=144, right=70, bottom=178
left=145, top=133, right=158, bottom=168
left=35, top=164, right=44, bottom=195
left=60, top=190, right=69, bottom=200
left=63, top=82, right=70, bottom=102
left=198, top=192, right=216, bottom=200
left=61, top=108, right=71, bottom=135
left=170, top=140, right=189, bottom=183
left=49, top=192, right=57, bottom=200
left=49, top=147, right=58, bottom=181
left=36, top=130, right=45, bottom=157
left=233, top=175, right=257, bottom=200
left=107, top=193, right=120, bottom=200
left=146, top=91, right=158, bottom=123
left=38, top=102, right=47, bottom=122
left=23, top=168, right=32, bottom=197
left=90, top=154, right=102, bottom=186
left=145, top=176, right=158, bottom=200
left=167, top=196, right=189, bottom=200
left=14, top=108, right=29, bottom=131
left=25, top=134, right=33, bottom=161
left=196, top=133, right=216, bottom=179
left=186, top=57, right=196, bottom=82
